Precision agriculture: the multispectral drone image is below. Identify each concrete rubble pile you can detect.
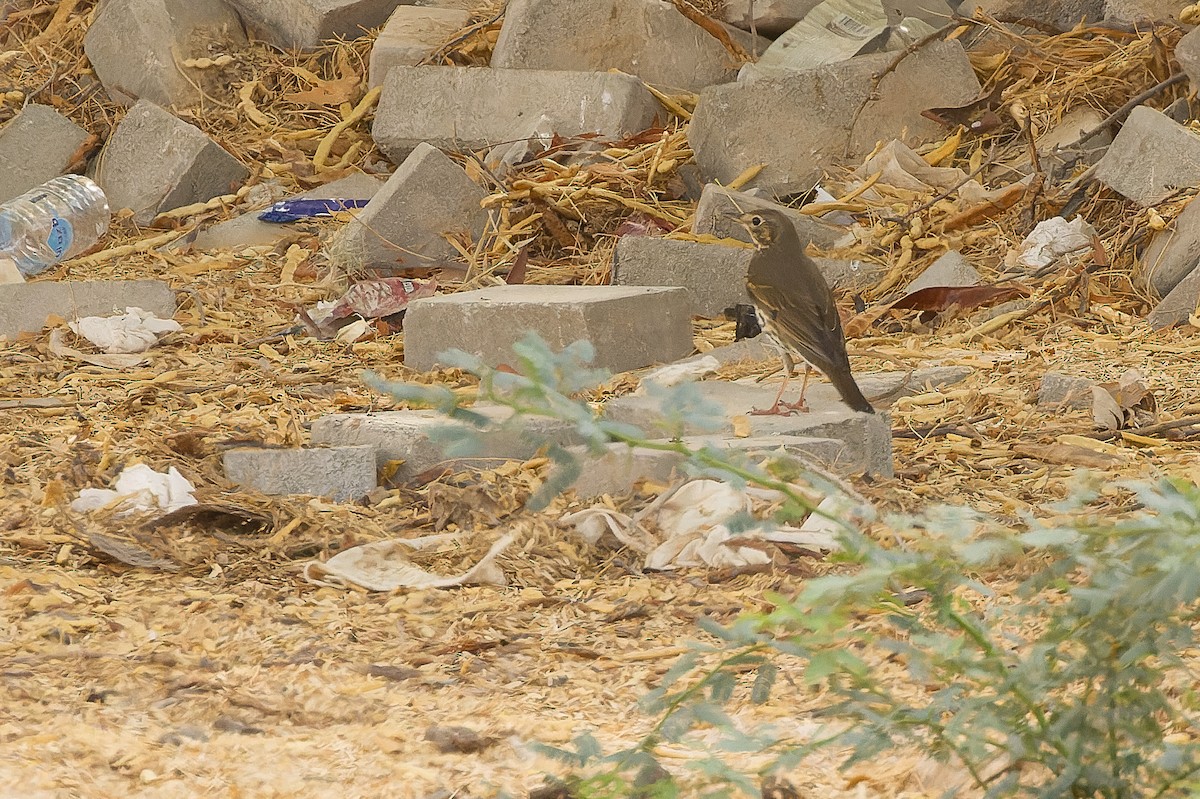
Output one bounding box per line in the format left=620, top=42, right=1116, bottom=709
left=0, top=0, right=1193, bottom=502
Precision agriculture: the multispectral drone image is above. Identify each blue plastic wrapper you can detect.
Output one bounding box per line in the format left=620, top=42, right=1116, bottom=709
left=257, top=198, right=370, bottom=223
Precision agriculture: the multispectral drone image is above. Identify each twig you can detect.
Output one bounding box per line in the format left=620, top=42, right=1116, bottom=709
left=668, top=0, right=752, bottom=64
left=1076, top=71, right=1187, bottom=146
left=893, top=413, right=999, bottom=440
left=419, top=8, right=505, bottom=66
left=1087, top=414, right=1200, bottom=442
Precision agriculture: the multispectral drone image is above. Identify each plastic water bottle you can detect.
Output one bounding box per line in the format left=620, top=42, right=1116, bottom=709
left=0, top=175, right=111, bottom=277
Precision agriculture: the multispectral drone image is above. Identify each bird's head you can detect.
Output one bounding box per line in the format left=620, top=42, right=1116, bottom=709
left=734, top=209, right=790, bottom=249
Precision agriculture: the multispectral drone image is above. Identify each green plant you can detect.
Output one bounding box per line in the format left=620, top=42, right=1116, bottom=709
left=368, top=334, right=1200, bottom=799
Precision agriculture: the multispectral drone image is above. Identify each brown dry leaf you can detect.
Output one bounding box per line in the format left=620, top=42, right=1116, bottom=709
left=1091, top=386, right=1123, bottom=431
left=1012, top=442, right=1124, bottom=469
left=285, top=75, right=360, bottom=106
left=893, top=284, right=1029, bottom=313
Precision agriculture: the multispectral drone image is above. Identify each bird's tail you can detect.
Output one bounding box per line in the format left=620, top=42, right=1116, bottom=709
left=828, top=367, right=875, bottom=414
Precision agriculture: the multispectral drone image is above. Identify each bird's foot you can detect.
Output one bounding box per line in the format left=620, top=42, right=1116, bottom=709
left=749, top=397, right=809, bottom=416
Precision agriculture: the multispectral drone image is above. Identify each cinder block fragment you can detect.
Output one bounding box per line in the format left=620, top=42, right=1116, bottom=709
left=688, top=41, right=979, bottom=196
left=368, top=6, right=471, bottom=88
left=95, top=100, right=249, bottom=224
left=0, top=105, right=91, bottom=204
left=903, top=251, right=981, bottom=295
left=84, top=0, right=247, bottom=108
left=0, top=280, right=175, bottom=338
left=1095, top=107, right=1200, bottom=207
left=612, top=237, right=755, bottom=316
left=225, top=0, right=396, bottom=49
left=325, top=143, right=487, bottom=271
left=372, top=67, right=662, bottom=163
left=1037, top=372, right=1096, bottom=409
left=403, top=285, right=694, bottom=374
left=491, top=0, right=766, bottom=92
left=692, top=184, right=847, bottom=250
left=1148, top=265, right=1200, bottom=329
left=223, top=445, right=376, bottom=501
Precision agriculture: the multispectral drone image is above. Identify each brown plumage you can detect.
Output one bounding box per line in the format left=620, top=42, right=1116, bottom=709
left=738, top=209, right=874, bottom=415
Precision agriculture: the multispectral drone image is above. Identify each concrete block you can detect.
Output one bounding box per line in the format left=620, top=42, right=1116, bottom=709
left=569, top=434, right=873, bottom=497
left=368, top=6, right=471, bottom=88
left=326, top=143, right=487, bottom=271
left=187, top=172, right=385, bottom=251
left=689, top=41, right=980, bottom=196
left=311, top=405, right=581, bottom=484
left=95, top=100, right=249, bottom=225
left=693, top=184, right=847, bottom=249
left=1037, top=372, right=1096, bottom=409
left=1104, top=0, right=1188, bottom=23
left=1148, top=263, right=1200, bottom=329
left=223, top=445, right=376, bottom=501
left=612, top=237, right=755, bottom=316
left=492, top=0, right=766, bottom=92
left=1177, top=27, right=1200, bottom=94
left=403, top=285, right=694, bottom=373
left=722, top=0, right=822, bottom=36
left=0, top=105, right=91, bottom=203
left=83, top=0, right=247, bottom=108
left=904, top=251, right=981, bottom=294
left=1138, top=195, right=1200, bottom=297
left=225, top=0, right=396, bottom=49
left=372, top=67, right=662, bottom=163
left=955, top=0, right=1103, bottom=29
left=0, top=279, right=175, bottom=338
left=604, top=378, right=893, bottom=476
left=1095, top=106, right=1200, bottom=207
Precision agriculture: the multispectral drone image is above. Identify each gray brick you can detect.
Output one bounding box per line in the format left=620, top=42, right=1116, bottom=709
left=1148, top=263, right=1200, bottom=329
left=368, top=6, right=471, bottom=89
left=0, top=279, right=175, bottom=338
left=311, top=406, right=581, bottom=484
left=84, top=0, right=247, bottom=108
left=325, top=143, right=487, bottom=271
left=225, top=0, right=396, bottom=49
left=955, top=0, right=1102, bottom=29
left=223, top=445, right=376, bottom=501
left=693, top=183, right=847, bottom=249
left=95, top=100, right=249, bottom=224
left=1138, top=193, right=1200, bottom=297
left=0, top=105, right=91, bottom=203
left=612, top=237, right=754, bottom=316
left=904, top=251, right=981, bottom=295
left=403, top=285, right=694, bottom=373
left=372, top=67, right=662, bottom=163
left=688, top=40, right=979, bottom=197
left=1037, top=372, right=1096, bottom=409
left=491, top=0, right=766, bottom=92
left=1095, top=106, right=1200, bottom=207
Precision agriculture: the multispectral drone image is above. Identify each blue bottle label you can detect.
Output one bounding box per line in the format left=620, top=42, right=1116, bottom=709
left=46, top=216, right=73, bottom=259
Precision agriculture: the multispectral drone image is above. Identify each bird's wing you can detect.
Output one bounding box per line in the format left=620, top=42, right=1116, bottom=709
left=746, top=278, right=851, bottom=374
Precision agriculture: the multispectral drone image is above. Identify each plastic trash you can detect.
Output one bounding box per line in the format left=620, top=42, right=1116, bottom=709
left=0, top=175, right=110, bottom=277
left=257, top=197, right=370, bottom=223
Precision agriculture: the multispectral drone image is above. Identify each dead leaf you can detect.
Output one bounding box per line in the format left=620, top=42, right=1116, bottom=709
left=1012, top=442, right=1123, bottom=468
left=1091, top=385, right=1123, bottom=431
left=506, top=247, right=529, bottom=285
left=86, top=532, right=180, bottom=571
left=893, top=284, right=1029, bottom=313
left=284, top=75, right=360, bottom=106
left=48, top=328, right=147, bottom=369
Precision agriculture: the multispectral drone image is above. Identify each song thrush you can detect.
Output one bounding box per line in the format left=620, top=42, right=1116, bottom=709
left=737, top=209, right=874, bottom=415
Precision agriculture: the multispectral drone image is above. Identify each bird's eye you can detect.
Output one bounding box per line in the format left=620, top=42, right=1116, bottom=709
left=750, top=215, right=764, bottom=226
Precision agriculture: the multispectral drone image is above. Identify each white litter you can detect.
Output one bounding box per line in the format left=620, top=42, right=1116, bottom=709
left=68, top=306, right=181, bottom=353
left=1009, top=216, right=1097, bottom=271
left=70, top=463, right=197, bottom=515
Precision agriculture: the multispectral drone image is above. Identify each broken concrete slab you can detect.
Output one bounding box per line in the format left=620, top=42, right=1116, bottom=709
left=310, top=405, right=581, bottom=484
left=689, top=40, right=980, bottom=196
left=1095, top=106, right=1200, bottom=207
left=403, top=285, right=694, bottom=373
left=326, top=143, right=487, bottom=271
left=95, top=100, right=249, bottom=225
left=612, top=237, right=755, bottom=316
left=367, top=6, right=472, bottom=89
left=1138, top=195, right=1200, bottom=297
left=83, top=0, right=247, bottom=108
left=186, top=171, right=385, bottom=252
left=492, top=0, right=766, bottom=92
left=1177, top=26, right=1200, bottom=95
left=956, top=0, right=1104, bottom=29
left=604, top=378, right=893, bottom=476
left=0, top=105, right=91, bottom=204
left=1104, top=0, right=1189, bottom=24
left=0, top=279, right=175, bottom=339
left=372, top=67, right=662, bottom=163
left=692, top=184, right=847, bottom=249
left=1037, top=372, right=1097, bottom=409
left=904, top=251, right=981, bottom=295
left=721, top=0, right=822, bottom=36
left=224, top=0, right=396, bottom=49
left=223, top=445, right=376, bottom=502
left=570, top=433, right=879, bottom=498
left=1148, top=261, right=1200, bottom=329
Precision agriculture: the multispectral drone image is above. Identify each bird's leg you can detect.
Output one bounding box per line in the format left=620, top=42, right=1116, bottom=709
left=750, top=356, right=800, bottom=416
left=781, top=365, right=812, bottom=412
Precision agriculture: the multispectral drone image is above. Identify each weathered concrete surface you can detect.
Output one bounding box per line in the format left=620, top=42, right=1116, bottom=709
left=403, top=285, right=694, bottom=373
left=223, top=445, right=377, bottom=501
left=1138, top=195, right=1200, bottom=297
left=689, top=41, right=980, bottom=196
left=692, top=184, right=847, bottom=249
left=225, top=0, right=396, bottom=49
left=1037, top=372, right=1096, bottom=409
left=186, top=172, right=386, bottom=251
left=84, top=0, right=247, bottom=108
left=1095, top=106, right=1200, bottom=207
left=955, top=0, right=1104, bottom=29
left=95, top=100, right=249, bottom=224
left=612, top=237, right=755, bottom=316
left=0, top=105, right=91, bottom=203
left=310, top=405, right=581, bottom=484
left=1177, top=26, right=1200, bottom=94
left=492, top=0, right=767, bottom=92
left=904, top=251, right=981, bottom=294
left=1149, top=262, right=1200, bottom=329
left=721, top=0, right=822, bottom=36
left=0, top=279, right=175, bottom=338
left=372, top=67, right=662, bottom=163
left=367, top=6, right=472, bottom=88
left=326, top=143, right=487, bottom=271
